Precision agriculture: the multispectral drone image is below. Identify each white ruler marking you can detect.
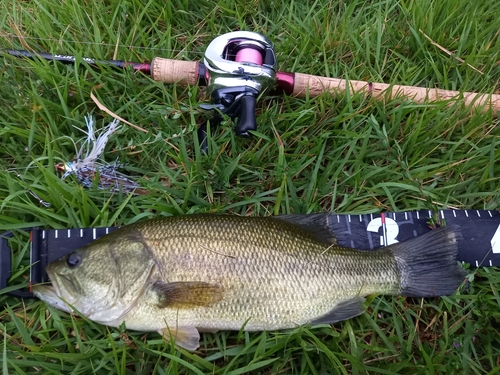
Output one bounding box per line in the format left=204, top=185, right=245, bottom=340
left=491, top=225, right=500, bottom=254
left=29, top=237, right=32, bottom=284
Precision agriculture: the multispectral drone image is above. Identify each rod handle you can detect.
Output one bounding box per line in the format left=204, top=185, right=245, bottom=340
left=292, top=72, right=500, bottom=115
left=151, top=57, right=200, bottom=85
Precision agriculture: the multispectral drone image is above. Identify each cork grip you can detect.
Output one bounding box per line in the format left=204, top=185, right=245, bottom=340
left=293, top=72, right=500, bottom=115
left=151, top=57, right=200, bottom=85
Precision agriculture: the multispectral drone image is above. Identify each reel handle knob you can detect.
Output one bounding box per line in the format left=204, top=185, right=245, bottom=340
left=234, top=95, right=257, bottom=136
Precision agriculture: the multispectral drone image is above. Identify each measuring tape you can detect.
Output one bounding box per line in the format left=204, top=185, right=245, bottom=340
left=1, top=209, right=498, bottom=298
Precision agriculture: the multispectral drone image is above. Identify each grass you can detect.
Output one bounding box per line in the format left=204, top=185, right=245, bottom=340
left=1, top=0, right=500, bottom=373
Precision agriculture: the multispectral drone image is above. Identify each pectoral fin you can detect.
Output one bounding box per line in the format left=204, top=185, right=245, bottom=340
left=152, top=281, right=224, bottom=309
left=310, top=297, right=366, bottom=325
left=160, top=326, right=200, bottom=351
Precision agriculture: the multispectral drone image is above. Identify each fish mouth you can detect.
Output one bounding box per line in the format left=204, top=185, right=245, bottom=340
left=32, top=274, right=76, bottom=314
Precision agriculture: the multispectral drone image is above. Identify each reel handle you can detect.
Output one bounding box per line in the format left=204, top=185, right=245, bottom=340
left=234, top=95, right=257, bottom=136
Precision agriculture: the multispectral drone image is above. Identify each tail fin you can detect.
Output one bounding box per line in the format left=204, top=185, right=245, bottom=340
left=391, top=226, right=466, bottom=297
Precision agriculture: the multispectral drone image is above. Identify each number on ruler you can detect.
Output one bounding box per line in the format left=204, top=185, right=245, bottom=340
left=492, top=224, right=500, bottom=254
left=367, top=218, right=399, bottom=246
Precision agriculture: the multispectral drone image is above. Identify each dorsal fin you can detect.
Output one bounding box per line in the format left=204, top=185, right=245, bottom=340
left=274, top=214, right=337, bottom=244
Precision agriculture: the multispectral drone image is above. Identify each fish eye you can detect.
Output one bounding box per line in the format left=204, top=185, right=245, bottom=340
left=66, top=251, right=82, bottom=269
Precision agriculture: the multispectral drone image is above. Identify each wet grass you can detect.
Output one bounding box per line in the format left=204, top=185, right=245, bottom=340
left=1, top=0, right=500, bottom=373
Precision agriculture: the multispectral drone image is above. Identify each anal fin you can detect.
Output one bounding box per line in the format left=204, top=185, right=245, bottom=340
left=198, top=328, right=219, bottom=333
left=310, top=297, right=366, bottom=325
left=161, top=326, right=200, bottom=351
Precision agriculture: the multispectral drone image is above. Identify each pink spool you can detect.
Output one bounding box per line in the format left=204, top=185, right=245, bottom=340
left=235, top=48, right=263, bottom=65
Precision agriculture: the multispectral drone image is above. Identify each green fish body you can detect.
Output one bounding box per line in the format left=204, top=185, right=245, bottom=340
left=33, top=214, right=465, bottom=350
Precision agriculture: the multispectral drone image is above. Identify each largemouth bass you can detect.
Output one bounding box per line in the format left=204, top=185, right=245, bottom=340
left=32, top=214, right=465, bottom=350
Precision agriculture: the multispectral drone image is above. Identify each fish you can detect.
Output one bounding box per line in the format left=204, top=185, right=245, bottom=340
left=32, top=214, right=466, bottom=351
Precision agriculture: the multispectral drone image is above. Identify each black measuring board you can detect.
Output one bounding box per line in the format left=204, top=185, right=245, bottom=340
left=323, top=209, right=500, bottom=267
left=1, top=209, right=499, bottom=298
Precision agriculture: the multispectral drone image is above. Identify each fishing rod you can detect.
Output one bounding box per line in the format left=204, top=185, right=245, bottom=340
left=4, top=31, right=500, bottom=152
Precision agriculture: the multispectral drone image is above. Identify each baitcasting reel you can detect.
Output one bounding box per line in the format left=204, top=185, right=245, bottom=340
left=197, top=31, right=277, bottom=152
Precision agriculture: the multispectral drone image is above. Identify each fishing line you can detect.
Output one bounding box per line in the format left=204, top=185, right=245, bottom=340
left=7, top=170, right=51, bottom=207
left=0, top=33, right=205, bottom=55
